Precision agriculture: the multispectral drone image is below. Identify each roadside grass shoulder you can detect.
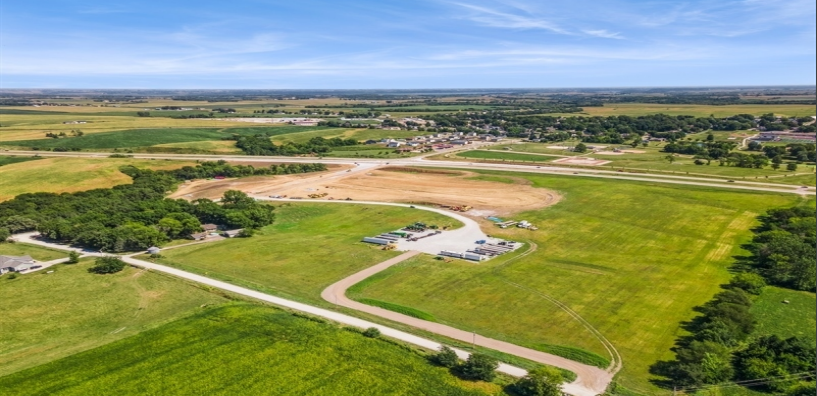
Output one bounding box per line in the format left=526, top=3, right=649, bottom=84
left=456, top=150, right=562, bottom=162
left=0, top=260, right=226, bottom=377
left=0, top=304, right=502, bottom=396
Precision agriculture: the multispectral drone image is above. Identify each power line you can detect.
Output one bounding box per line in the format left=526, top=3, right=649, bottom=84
left=678, top=371, right=815, bottom=392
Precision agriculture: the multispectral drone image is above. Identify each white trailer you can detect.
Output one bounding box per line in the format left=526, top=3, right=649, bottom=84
left=440, top=250, right=463, bottom=258
left=363, top=237, right=392, bottom=245
left=463, top=252, right=483, bottom=261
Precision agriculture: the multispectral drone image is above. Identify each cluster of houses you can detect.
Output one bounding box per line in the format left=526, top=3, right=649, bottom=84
left=190, top=223, right=243, bottom=241
left=369, top=131, right=505, bottom=151
left=0, top=255, right=38, bottom=274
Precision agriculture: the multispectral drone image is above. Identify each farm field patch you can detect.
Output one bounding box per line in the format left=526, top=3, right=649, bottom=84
left=0, top=260, right=226, bottom=377
left=547, top=103, right=817, bottom=117
left=0, top=155, right=42, bottom=167
left=347, top=171, right=805, bottom=394
left=0, top=304, right=500, bottom=396
left=0, top=157, right=195, bottom=201
left=1, top=126, right=337, bottom=150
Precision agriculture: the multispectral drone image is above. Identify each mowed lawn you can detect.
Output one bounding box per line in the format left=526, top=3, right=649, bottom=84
left=0, top=260, right=226, bottom=377
left=154, top=203, right=462, bottom=304
left=0, top=157, right=195, bottom=201
left=0, top=304, right=500, bottom=396
left=349, top=171, right=806, bottom=394
left=0, top=242, right=68, bottom=261
left=2, top=126, right=339, bottom=149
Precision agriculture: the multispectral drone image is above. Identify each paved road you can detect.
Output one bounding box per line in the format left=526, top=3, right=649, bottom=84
left=5, top=150, right=813, bottom=195
left=321, top=251, right=612, bottom=396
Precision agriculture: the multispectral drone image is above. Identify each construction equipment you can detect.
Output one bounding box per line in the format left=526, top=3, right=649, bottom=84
left=308, top=192, right=329, bottom=199
left=382, top=244, right=396, bottom=251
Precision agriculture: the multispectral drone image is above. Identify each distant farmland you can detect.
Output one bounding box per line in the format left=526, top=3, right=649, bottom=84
left=0, top=126, right=340, bottom=149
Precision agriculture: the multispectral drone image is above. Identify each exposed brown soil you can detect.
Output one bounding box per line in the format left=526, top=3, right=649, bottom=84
left=170, top=166, right=561, bottom=217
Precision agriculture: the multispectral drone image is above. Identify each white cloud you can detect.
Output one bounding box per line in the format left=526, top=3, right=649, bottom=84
left=582, top=29, right=623, bottom=39
left=452, top=2, right=572, bottom=34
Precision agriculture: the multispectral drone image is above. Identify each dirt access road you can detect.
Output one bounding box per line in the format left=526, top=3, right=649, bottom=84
left=322, top=251, right=612, bottom=396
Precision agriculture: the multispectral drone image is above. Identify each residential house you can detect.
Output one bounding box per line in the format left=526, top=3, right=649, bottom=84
left=223, top=229, right=243, bottom=238
left=0, top=255, right=35, bottom=273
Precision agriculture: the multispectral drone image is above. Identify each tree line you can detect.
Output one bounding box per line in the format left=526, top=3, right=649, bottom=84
left=233, top=135, right=358, bottom=156
left=653, top=206, right=816, bottom=395
left=0, top=161, right=327, bottom=251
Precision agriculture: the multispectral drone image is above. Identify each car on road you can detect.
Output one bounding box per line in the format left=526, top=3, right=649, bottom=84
left=727, top=180, right=735, bottom=182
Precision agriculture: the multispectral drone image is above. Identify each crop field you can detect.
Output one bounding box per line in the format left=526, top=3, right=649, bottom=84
left=153, top=203, right=462, bottom=304
left=0, top=113, right=266, bottom=141
left=0, top=155, right=42, bottom=167
left=548, top=103, right=817, bottom=117
left=0, top=126, right=338, bottom=150
left=750, top=286, right=816, bottom=342
left=0, top=260, right=226, bottom=377
left=0, top=157, right=195, bottom=201
left=455, top=150, right=563, bottom=162
left=0, top=304, right=500, bottom=396
left=0, top=242, right=69, bottom=261
left=347, top=171, right=807, bottom=394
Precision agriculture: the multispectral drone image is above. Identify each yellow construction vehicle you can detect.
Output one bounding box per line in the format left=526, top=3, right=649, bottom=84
left=382, top=244, right=397, bottom=251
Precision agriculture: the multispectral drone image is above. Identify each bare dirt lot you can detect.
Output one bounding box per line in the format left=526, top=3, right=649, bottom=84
left=552, top=157, right=612, bottom=166
left=170, top=166, right=560, bottom=217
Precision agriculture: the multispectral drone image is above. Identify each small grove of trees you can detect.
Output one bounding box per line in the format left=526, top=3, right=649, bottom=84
left=136, top=111, right=151, bottom=117
left=234, top=135, right=358, bottom=156
left=746, top=206, right=816, bottom=291
left=67, top=251, right=80, bottom=264
left=430, top=348, right=498, bottom=381
left=429, top=347, right=565, bottom=392
left=573, top=143, right=588, bottom=153
left=88, top=256, right=126, bottom=274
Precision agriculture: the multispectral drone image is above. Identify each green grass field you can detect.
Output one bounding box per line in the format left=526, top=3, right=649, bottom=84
left=0, top=242, right=69, bottom=261
left=153, top=203, right=462, bottom=304
left=347, top=171, right=809, bottom=394
left=0, top=304, right=502, bottom=396
left=1, top=126, right=338, bottom=150
left=0, top=260, right=227, bottom=377
left=456, top=150, right=563, bottom=162
left=480, top=142, right=817, bottom=186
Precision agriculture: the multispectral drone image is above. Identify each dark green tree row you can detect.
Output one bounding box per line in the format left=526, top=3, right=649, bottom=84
left=0, top=161, right=327, bottom=251
left=234, top=135, right=358, bottom=156
left=654, top=206, right=816, bottom=394
left=169, top=160, right=326, bottom=180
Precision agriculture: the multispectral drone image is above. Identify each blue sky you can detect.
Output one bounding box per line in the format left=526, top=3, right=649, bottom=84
left=1, top=0, right=814, bottom=88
